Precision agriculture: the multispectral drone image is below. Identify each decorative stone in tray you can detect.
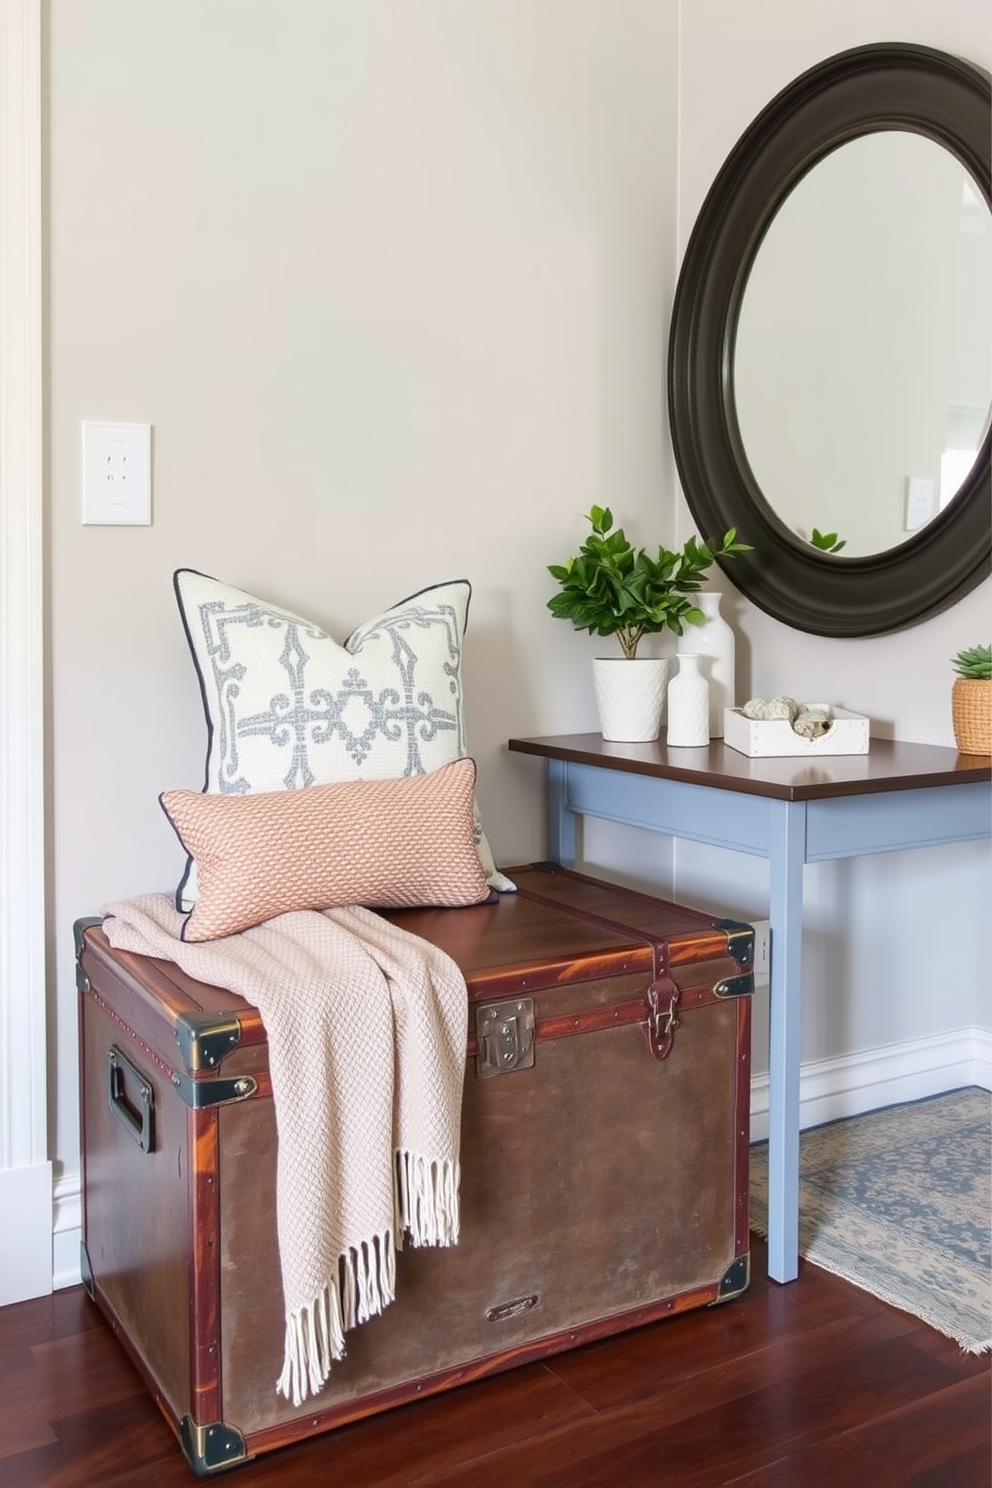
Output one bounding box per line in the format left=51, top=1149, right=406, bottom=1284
left=723, top=699, right=870, bottom=757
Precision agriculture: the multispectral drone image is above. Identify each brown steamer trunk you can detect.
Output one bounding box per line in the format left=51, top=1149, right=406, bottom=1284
left=76, top=863, right=754, bottom=1476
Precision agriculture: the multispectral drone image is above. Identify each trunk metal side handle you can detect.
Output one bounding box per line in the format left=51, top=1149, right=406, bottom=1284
left=107, top=1045, right=154, bottom=1153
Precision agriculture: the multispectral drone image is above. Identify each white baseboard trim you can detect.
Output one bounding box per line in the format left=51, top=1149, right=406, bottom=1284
left=0, top=1161, right=52, bottom=1304
left=52, top=1169, right=82, bottom=1291
left=748, top=1026, right=992, bottom=1141
left=48, top=1027, right=992, bottom=1291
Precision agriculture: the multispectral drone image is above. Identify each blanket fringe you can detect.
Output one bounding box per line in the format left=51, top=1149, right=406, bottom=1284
left=395, top=1150, right=460, bottom=1247
left=277, top=1226, right=395, bottom=1407
left=277, top=1150, right=460, bottom=1406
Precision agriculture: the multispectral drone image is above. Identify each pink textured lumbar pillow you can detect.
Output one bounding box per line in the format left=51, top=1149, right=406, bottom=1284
left=160, top=757, right=492, bottom=942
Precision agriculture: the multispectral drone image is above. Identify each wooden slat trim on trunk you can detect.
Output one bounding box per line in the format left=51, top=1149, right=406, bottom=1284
left=733, top=995, right=753, bottom=1259
left=188, top=1107, right=223, bottom=1427
left=79, top=874, right=743, bottom=1055
left=465, top=976, right=726, bottom=1058
left=461, top=946, right=655, bottom=1001
left=80, top=884, right=747, bottom=1103
left=511, top=873, right=736, bottom=969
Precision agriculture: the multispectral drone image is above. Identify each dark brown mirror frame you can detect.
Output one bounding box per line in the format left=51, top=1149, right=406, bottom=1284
left=668, top=41, right=992, bottom=638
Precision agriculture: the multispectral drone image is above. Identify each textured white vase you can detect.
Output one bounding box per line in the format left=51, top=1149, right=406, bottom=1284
left=592, top=657, right=669, bottom=742
left=677, top=591, right=735, bottom=737
left=666, top=653, right=710, bottom=748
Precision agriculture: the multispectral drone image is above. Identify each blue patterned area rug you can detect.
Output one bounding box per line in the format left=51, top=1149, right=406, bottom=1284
left=749, top=1086, right=991, bottom=1353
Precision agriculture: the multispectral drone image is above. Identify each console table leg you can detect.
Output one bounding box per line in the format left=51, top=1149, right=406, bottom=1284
left=547, top=759, right=576, bottom=868
left=766, top=800, right=806, bottom=1283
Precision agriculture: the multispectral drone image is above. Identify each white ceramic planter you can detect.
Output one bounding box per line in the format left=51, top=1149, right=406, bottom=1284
left=592, top=657, right=669, bottom=742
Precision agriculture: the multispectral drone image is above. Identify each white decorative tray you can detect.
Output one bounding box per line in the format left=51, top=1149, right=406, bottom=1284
left=723, top=705, right=870, bottom=758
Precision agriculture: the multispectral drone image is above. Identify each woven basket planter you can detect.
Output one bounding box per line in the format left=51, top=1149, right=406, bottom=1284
left=951, top=676, right=992, bottom=755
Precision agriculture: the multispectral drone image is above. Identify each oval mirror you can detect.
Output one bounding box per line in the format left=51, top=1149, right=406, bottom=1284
left=668, top=42, right=992, bottom=637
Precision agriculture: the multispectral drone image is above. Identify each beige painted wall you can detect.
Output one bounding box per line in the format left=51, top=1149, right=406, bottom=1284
left=47, top=1, right=990, bottom=1216
left=48, top=0, right=679, bottom=1177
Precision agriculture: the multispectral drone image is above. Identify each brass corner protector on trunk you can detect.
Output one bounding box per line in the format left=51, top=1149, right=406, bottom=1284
left=179, top=1417, right=249, bottom=1477
left=714, top=918, right=755, bottom=969
left=173, top=1010, right=243, bottom=1073
left=73, top=916, right=103, bottom=992
left=713, top=1253, right=750, bottom=1303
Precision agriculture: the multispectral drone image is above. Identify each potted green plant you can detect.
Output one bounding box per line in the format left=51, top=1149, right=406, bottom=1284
left=547, top=506, right=751, bottom=741
left=951, top=644, right=991, bottom=755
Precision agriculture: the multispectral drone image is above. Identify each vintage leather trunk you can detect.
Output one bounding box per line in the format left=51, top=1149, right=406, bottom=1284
left=75, top=863, right=754, bottom=1476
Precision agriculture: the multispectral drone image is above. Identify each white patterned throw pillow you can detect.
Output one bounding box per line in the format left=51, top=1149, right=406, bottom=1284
left=173, top=569, right=514, bottom=910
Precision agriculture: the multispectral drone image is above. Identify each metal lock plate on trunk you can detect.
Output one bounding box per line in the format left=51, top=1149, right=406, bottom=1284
left=476, top=998, right=535, bottom=1077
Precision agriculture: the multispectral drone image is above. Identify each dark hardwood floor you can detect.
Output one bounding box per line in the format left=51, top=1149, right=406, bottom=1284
left=2, top=1238, right=989, bottom=1488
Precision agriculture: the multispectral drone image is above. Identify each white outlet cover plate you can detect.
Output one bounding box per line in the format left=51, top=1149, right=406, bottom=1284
left=82, top=420, right=152, bottom=525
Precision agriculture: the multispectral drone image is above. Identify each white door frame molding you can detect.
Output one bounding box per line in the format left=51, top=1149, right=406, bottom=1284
left=0, top=0, right=49, bottom=1305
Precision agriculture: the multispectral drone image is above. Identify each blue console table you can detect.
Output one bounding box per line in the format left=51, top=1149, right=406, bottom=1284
left=507, top=732, right=991, bottom=1284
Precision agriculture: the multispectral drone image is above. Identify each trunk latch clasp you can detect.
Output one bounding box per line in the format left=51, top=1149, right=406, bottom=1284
left=476, top=998, right=536, bottom=1077
left=645, top=978, right=681, bottom=1060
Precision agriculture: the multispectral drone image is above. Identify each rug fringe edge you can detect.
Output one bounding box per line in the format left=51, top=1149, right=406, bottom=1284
left=748, top=1220, right=990, bottom=1356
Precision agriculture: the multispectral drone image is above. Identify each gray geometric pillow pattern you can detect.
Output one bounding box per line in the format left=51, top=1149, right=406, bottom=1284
left=173, top=569, right=514, bottom=911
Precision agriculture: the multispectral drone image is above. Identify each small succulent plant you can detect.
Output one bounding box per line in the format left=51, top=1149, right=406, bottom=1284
left=951, top=644, right=992, bottom=680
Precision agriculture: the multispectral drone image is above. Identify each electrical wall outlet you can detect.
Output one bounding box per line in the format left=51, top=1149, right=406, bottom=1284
left=82, top=421, right=152, bottom=525
left=752, top=919, right=770, bottom=987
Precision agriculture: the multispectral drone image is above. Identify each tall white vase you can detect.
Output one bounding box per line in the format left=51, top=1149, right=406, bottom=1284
left=666, top=653, right=710, bottom=748
left=677, top=591, right=735, bottom=737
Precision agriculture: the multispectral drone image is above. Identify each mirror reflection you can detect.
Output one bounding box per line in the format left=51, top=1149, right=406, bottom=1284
left=734, top=132, right=992, bottom=558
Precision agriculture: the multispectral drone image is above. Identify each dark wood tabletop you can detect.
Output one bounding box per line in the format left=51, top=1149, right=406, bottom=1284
left=507, top=733, right=992, bottom=802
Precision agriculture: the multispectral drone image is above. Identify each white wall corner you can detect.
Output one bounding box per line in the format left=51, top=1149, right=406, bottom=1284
left=0, top=0, right=48, bottom=1305
left=749, top=1026, right=991, bottom=1141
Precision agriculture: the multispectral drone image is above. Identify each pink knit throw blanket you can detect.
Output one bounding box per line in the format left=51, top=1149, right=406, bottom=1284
left=101, top=893, right=467, bottom=1406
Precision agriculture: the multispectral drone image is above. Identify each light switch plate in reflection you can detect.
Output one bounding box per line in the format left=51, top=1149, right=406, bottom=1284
left=904, top=475, right=935, bottom=532
left=81, top=421, right=152, bottom=525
